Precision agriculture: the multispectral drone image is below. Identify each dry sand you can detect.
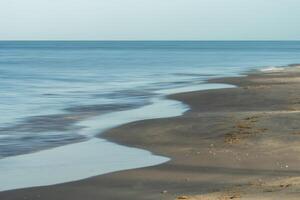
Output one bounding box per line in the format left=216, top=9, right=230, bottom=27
left=2, top=67, right=300, bottom=199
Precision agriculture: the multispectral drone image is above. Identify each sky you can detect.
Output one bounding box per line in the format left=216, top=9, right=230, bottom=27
left=0, top=0, right=300, bottom=40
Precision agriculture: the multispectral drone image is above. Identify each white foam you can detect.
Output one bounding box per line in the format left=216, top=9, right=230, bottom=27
left=260, top=66, right=285, bottom=72
left=157, top=83, right=235, bottom=95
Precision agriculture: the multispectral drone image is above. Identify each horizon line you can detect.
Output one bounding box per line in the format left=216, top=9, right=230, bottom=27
left=0, top=39, right=300, bottom=42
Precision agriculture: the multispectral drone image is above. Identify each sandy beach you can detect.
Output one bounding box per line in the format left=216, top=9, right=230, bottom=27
left=2, top=66, right=300, bottom=200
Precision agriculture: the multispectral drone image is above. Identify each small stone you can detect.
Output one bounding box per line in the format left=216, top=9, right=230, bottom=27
left=280, top=184, right=292, bottom=188
left=177, top=196, right=189, bottom=199
left=161, top=190, right=168, bottom=194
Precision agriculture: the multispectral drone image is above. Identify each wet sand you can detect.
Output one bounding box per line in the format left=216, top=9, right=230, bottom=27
left=2, top=66, right=300, bottom=199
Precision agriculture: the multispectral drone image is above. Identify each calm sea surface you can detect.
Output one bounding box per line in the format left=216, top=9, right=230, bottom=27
left=1, top=41, right=300, bottom=158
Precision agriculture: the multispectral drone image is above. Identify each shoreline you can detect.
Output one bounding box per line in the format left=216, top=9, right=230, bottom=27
left=3, top=65, right=300, bottom=199
left=0, top=81, right=234, bottom=192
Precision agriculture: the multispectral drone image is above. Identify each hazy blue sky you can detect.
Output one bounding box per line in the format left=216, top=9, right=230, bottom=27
left=0, top=0, right=299, bottom=40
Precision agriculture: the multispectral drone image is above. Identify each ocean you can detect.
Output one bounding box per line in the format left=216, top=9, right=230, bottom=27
left=1, top=41, right=300, bottom=191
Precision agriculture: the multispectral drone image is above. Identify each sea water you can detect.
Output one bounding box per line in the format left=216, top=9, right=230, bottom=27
left=1, top=41, right=300, bottom=191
